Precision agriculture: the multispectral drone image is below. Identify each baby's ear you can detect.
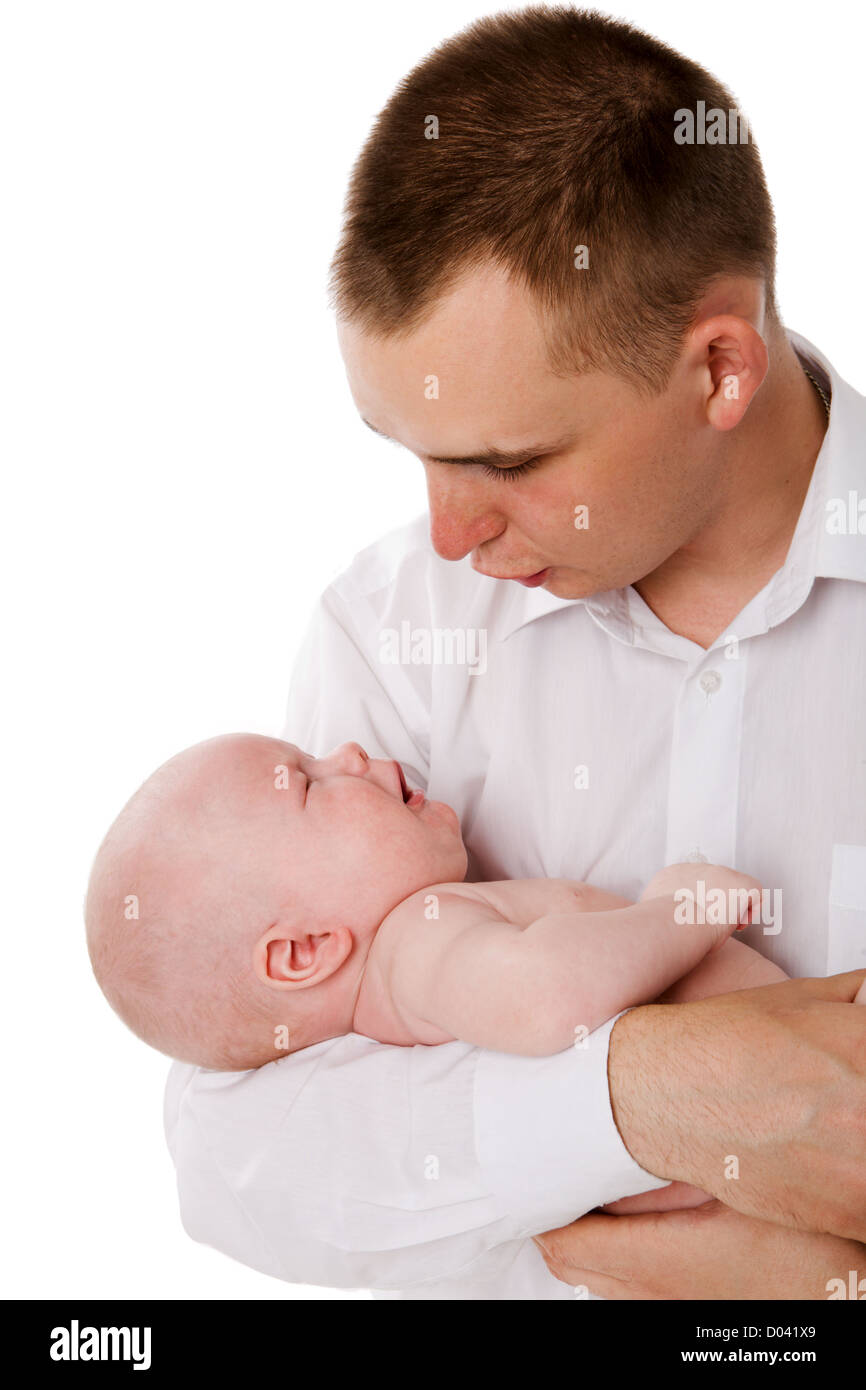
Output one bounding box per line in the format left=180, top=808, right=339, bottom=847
left=253, top=921, right=353, bottom=988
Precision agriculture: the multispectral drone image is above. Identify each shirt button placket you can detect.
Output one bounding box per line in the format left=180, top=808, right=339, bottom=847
left=665, top=655, right=748, bottom=869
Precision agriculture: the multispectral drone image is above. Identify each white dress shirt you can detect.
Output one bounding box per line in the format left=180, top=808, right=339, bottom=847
left=165, top=331, right=866, bottom=1299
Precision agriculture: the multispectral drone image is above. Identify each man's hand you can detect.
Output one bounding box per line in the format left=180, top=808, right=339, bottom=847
left=607, top=970, right=866, bottom=1242
left=534, top=1203, right=866, bottom=1299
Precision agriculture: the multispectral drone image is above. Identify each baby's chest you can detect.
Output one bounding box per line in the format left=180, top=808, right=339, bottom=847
left=464, top=876, right=584, bottom=927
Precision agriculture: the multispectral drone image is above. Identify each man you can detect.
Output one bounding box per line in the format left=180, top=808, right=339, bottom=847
left=165, top=8, right=866, bottom=1299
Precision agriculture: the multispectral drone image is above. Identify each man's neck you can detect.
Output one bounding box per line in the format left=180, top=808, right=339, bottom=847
left=633, top=331, right=828, bottom=650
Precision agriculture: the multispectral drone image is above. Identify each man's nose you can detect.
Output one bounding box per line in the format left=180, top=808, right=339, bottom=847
left=426, top=469, right=505, bottom=562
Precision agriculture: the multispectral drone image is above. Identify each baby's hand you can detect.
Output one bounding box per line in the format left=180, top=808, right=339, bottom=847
left=641, top=862, right=762, bottom=947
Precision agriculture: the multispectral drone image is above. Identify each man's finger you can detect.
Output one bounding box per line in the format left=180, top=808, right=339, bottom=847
left=545, top=1263, right=639, bottom=1300
left=534, top=1209, right=679, bottom=1282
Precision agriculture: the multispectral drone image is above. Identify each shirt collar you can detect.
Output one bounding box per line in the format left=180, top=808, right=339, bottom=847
left=497, top=329, right=866, bottom=645
left=793, top=330, right=866, bottom=586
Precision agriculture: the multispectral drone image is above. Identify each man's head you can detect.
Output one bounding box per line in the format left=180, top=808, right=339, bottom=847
left=85, top=734, right=466, bottom=1070
left=331, top=7, right=784, bottom=598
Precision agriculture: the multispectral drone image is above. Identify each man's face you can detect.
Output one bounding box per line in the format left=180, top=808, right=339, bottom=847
left=338, top=261, right=723, bottom=599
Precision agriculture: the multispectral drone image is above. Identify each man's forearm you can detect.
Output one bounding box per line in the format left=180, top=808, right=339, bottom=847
left=607, top=1002, right=694, bottom=1181
left=606, top=973, right=866, bottom=1242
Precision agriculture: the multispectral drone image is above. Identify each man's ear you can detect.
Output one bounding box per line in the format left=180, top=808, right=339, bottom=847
left=253, top=920, right=354, bottom=990
left=690, top=314, right=769, bottom=431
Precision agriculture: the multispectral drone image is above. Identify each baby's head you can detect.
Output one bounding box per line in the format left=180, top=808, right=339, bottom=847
left=85, top=733, right=467, bottom=1071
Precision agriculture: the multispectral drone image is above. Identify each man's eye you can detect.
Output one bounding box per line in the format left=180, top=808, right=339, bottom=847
left=480, top=457, right=541, bottom=481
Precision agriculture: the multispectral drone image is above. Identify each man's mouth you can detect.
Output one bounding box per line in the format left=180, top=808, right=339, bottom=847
left=475, top=564, right=550, bottom=587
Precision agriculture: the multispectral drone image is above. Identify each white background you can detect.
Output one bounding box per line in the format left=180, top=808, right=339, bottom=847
left=2, top=0, right=863, bottom=1299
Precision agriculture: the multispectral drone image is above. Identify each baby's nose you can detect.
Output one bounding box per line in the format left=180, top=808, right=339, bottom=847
left=332, top=741, right=370, bottom=772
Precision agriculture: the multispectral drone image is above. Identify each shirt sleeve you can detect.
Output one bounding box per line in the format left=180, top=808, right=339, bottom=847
left=165, top=1020, right=669, bottom=1293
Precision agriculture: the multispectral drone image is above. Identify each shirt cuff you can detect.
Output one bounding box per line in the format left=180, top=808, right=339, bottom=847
left=474, top=1010, right=670, bottom=1233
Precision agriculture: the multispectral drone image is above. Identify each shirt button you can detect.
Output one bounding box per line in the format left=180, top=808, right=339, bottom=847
left=699, top=670, right=722, bottom=695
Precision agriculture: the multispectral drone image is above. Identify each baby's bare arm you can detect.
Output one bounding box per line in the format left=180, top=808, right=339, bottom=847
left=380, top=873, right=754, bottom=1056
left=657, top=933, right=788, bottom=1003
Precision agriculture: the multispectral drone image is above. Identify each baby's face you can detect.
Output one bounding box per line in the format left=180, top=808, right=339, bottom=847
left=243, top=738, right=468, bottom=935
left=86, top=733, right=468, bottom=1072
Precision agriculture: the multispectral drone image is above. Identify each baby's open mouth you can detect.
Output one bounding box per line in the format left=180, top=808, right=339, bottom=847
left=394, top=761, right=425, bottom=809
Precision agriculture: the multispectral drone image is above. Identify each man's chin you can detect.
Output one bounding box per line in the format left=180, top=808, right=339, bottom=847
left=543, top=568, right=607, bottom=601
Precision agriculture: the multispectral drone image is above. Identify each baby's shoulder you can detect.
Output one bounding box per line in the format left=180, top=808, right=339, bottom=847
left=381, top=881, right=497, bottom=936
left=383, top=877, right=586, bottom=934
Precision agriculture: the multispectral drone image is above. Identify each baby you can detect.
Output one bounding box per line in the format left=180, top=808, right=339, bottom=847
left=86, top=731, right=789, bottom=1216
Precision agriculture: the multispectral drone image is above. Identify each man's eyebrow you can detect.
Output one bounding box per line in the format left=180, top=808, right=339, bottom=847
left=362, top=418, right=573, bottom=467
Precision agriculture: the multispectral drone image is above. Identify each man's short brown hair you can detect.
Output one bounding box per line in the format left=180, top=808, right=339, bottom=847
left=329, top=5, right=779, bottom=395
